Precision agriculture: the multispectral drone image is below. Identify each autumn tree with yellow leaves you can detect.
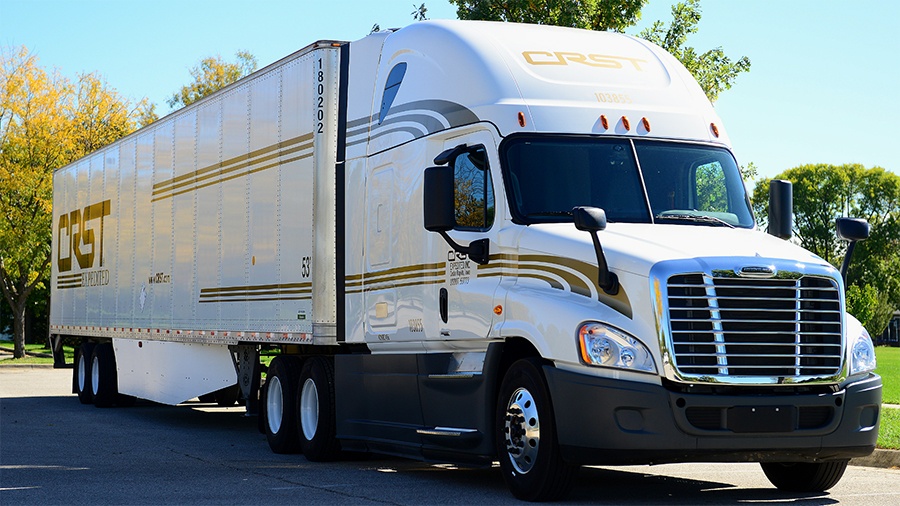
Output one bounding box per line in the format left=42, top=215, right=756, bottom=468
left=0, top=46, right=154, bottom=359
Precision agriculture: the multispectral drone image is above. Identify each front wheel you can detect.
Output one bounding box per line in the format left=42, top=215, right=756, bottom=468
left=760, top=460, right=849, bottom=492
left=496, top=358, right=578, bottom=501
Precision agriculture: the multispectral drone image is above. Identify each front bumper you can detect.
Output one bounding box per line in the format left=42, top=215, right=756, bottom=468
left=544, top=366, right=881, bottom=465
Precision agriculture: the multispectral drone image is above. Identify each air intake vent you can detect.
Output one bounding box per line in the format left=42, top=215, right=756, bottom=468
left=667, top=274, right=842, bottom=380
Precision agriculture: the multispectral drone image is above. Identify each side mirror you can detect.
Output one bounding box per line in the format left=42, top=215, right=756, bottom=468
left=573, top=206, right=607, bottom=232
left=836, top=217, right=870, bottom=285
left=768, top=179, right=793, bottom=240
left=422, top=165, right=489, bottom=265
left=836, top=217, right=870, bottom=242
left=572, top=206, right=617, bottom=295
left=423, top=166, right=455, bottom=232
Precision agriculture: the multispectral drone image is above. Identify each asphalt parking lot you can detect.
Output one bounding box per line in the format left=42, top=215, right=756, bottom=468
left=2, top=366, right=899, bottom=505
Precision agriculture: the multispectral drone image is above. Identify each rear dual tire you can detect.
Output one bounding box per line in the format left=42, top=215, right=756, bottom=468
left=262, top=355, right=339, bottom=460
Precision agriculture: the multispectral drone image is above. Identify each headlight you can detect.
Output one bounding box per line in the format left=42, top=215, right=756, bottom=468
left=849, top=327, right=877, bottom=376
left=577, top=322, right=655, bottom=373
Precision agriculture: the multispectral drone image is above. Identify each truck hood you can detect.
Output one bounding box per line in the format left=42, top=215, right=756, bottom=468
left=518, top=223, right=830, bottom=277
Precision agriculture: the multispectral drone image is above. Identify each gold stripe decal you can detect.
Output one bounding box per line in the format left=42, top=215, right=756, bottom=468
left=478, top=253, right=633, bottom=319
left=199, top=282, right=312, bottom=303
left=345, top=262, right=447, bottom=294
left=152, top=133, right=314, bottom=202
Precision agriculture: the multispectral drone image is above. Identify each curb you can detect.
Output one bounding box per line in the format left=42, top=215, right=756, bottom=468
left=850, top=448, right=900, bottom=469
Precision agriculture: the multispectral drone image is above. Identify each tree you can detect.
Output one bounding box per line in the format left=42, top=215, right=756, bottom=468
left=638, top=0, right=750, bottom=102
left=752, top=164, right=900, bottom=337
left=1, top=46, right=151, bottom=358
left=450, top=0, right=647, bottom=32
left=167, top=51, right=258, bottom=109
left=412, top=3, right=428, bottom=21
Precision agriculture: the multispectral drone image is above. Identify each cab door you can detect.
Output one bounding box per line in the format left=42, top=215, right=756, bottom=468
left=424, top=130, right=505, bottom=345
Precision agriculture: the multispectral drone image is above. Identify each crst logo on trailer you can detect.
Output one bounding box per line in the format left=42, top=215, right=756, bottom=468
left=522, top=51, right=647, bottom=71
left=57, top=200, right=111, bottom=273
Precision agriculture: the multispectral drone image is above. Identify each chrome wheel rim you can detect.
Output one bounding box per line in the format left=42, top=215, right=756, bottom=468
left=266, top=375, right=284, bottom=435
left=503, top=387, right=540, bottom=474
left=299, top=378, right=319, bottom=440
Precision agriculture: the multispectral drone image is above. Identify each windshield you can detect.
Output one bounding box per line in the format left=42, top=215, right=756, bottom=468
left=500, top=135, right=754, bottom=228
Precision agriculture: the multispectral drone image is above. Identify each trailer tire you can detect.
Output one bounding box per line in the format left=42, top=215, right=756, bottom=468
left=296, top=356, right=339, bottom=461
left=496, top=358, right=578, bottom=501
left=760, top=460, right=849, bottom=492
left=258, top=380, right=268, bottom=434
left=74, top=343, right=96, bottom=404
left=264, top=356, right=302, bottom=454
left=214, top=384, right=240, bottom=407
left=91, top=343, right=119, bottom=408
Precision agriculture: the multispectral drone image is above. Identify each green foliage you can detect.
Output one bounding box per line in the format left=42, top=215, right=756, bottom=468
left=753, top=164, right=900, bottom=336
left=450, top=0, right=647, bottom=32
left=638, top=0, right=750, bottom=103
left=739, top=161, right=758, bottom=182
left=1, top=46, right=149, bottom=358
left=167, top=51, right=258, bottom=109
left=412, top=3, right=428, bottom=21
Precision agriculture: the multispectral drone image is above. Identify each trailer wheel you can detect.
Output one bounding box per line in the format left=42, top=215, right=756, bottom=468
left=760, top=460, right=849, bottom=492
left=296, top=356, right=339, bottom=461
left=74, top=343, right=96, bottom=404
left=496, top=358, right=578, bottom=501
left=264, top=356, right=302, bottom=454
left=91, top=343, right=119, bottom=408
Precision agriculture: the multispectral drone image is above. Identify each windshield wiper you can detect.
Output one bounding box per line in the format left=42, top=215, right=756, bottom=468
left=525, top=210, right=573, bottom=218
left=655, top=213, right=735, bottom=228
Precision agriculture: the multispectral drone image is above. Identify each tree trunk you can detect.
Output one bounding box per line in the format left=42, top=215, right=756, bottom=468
left=13, top=302, right=26, bottom=359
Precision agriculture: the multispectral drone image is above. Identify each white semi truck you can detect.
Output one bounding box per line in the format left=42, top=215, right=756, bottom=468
left=51, top=20, right=881, bottom=500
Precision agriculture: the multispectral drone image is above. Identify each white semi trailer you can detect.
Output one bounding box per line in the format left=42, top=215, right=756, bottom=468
left=51, top=20, right=881, bottom=500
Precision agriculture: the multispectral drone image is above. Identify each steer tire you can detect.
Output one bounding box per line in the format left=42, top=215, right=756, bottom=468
left=496, top=358, right=578, bottom=501
left=760, top=460, right=849, bottom=492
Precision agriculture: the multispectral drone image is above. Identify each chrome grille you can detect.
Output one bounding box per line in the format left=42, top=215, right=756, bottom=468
left=667, top=273, right=842, bottom=379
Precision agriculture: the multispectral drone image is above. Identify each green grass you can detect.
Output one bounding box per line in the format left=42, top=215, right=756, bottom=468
left=875, top=346, right=900, bottom=405
left=0, top=340, right=74, bottom=364
left=877, top=407, right=900, bottom=449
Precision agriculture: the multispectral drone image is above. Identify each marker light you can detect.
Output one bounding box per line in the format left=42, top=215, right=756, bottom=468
left=621, top=116, right=631, bottom=131
left=493, top=305, right=503, bottom=315
left=641, top=117, right=651, bottom=132
left=710, top=123, right=720, bottom=138
left=517, top=112, right=526, bottom=127
left=600, top=115, right=609, bottom=130
left=577, top=322, right=655, bottom=373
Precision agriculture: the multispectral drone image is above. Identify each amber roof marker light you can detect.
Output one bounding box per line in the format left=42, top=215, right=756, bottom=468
left=517, top=111, right=526, bottom=127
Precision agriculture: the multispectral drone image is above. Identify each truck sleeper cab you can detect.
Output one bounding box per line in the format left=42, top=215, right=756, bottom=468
left=50, top=20, right=880, bottom=502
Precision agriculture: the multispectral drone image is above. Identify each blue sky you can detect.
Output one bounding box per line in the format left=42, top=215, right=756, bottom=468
left=3, top=0, right=898, bottom=182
